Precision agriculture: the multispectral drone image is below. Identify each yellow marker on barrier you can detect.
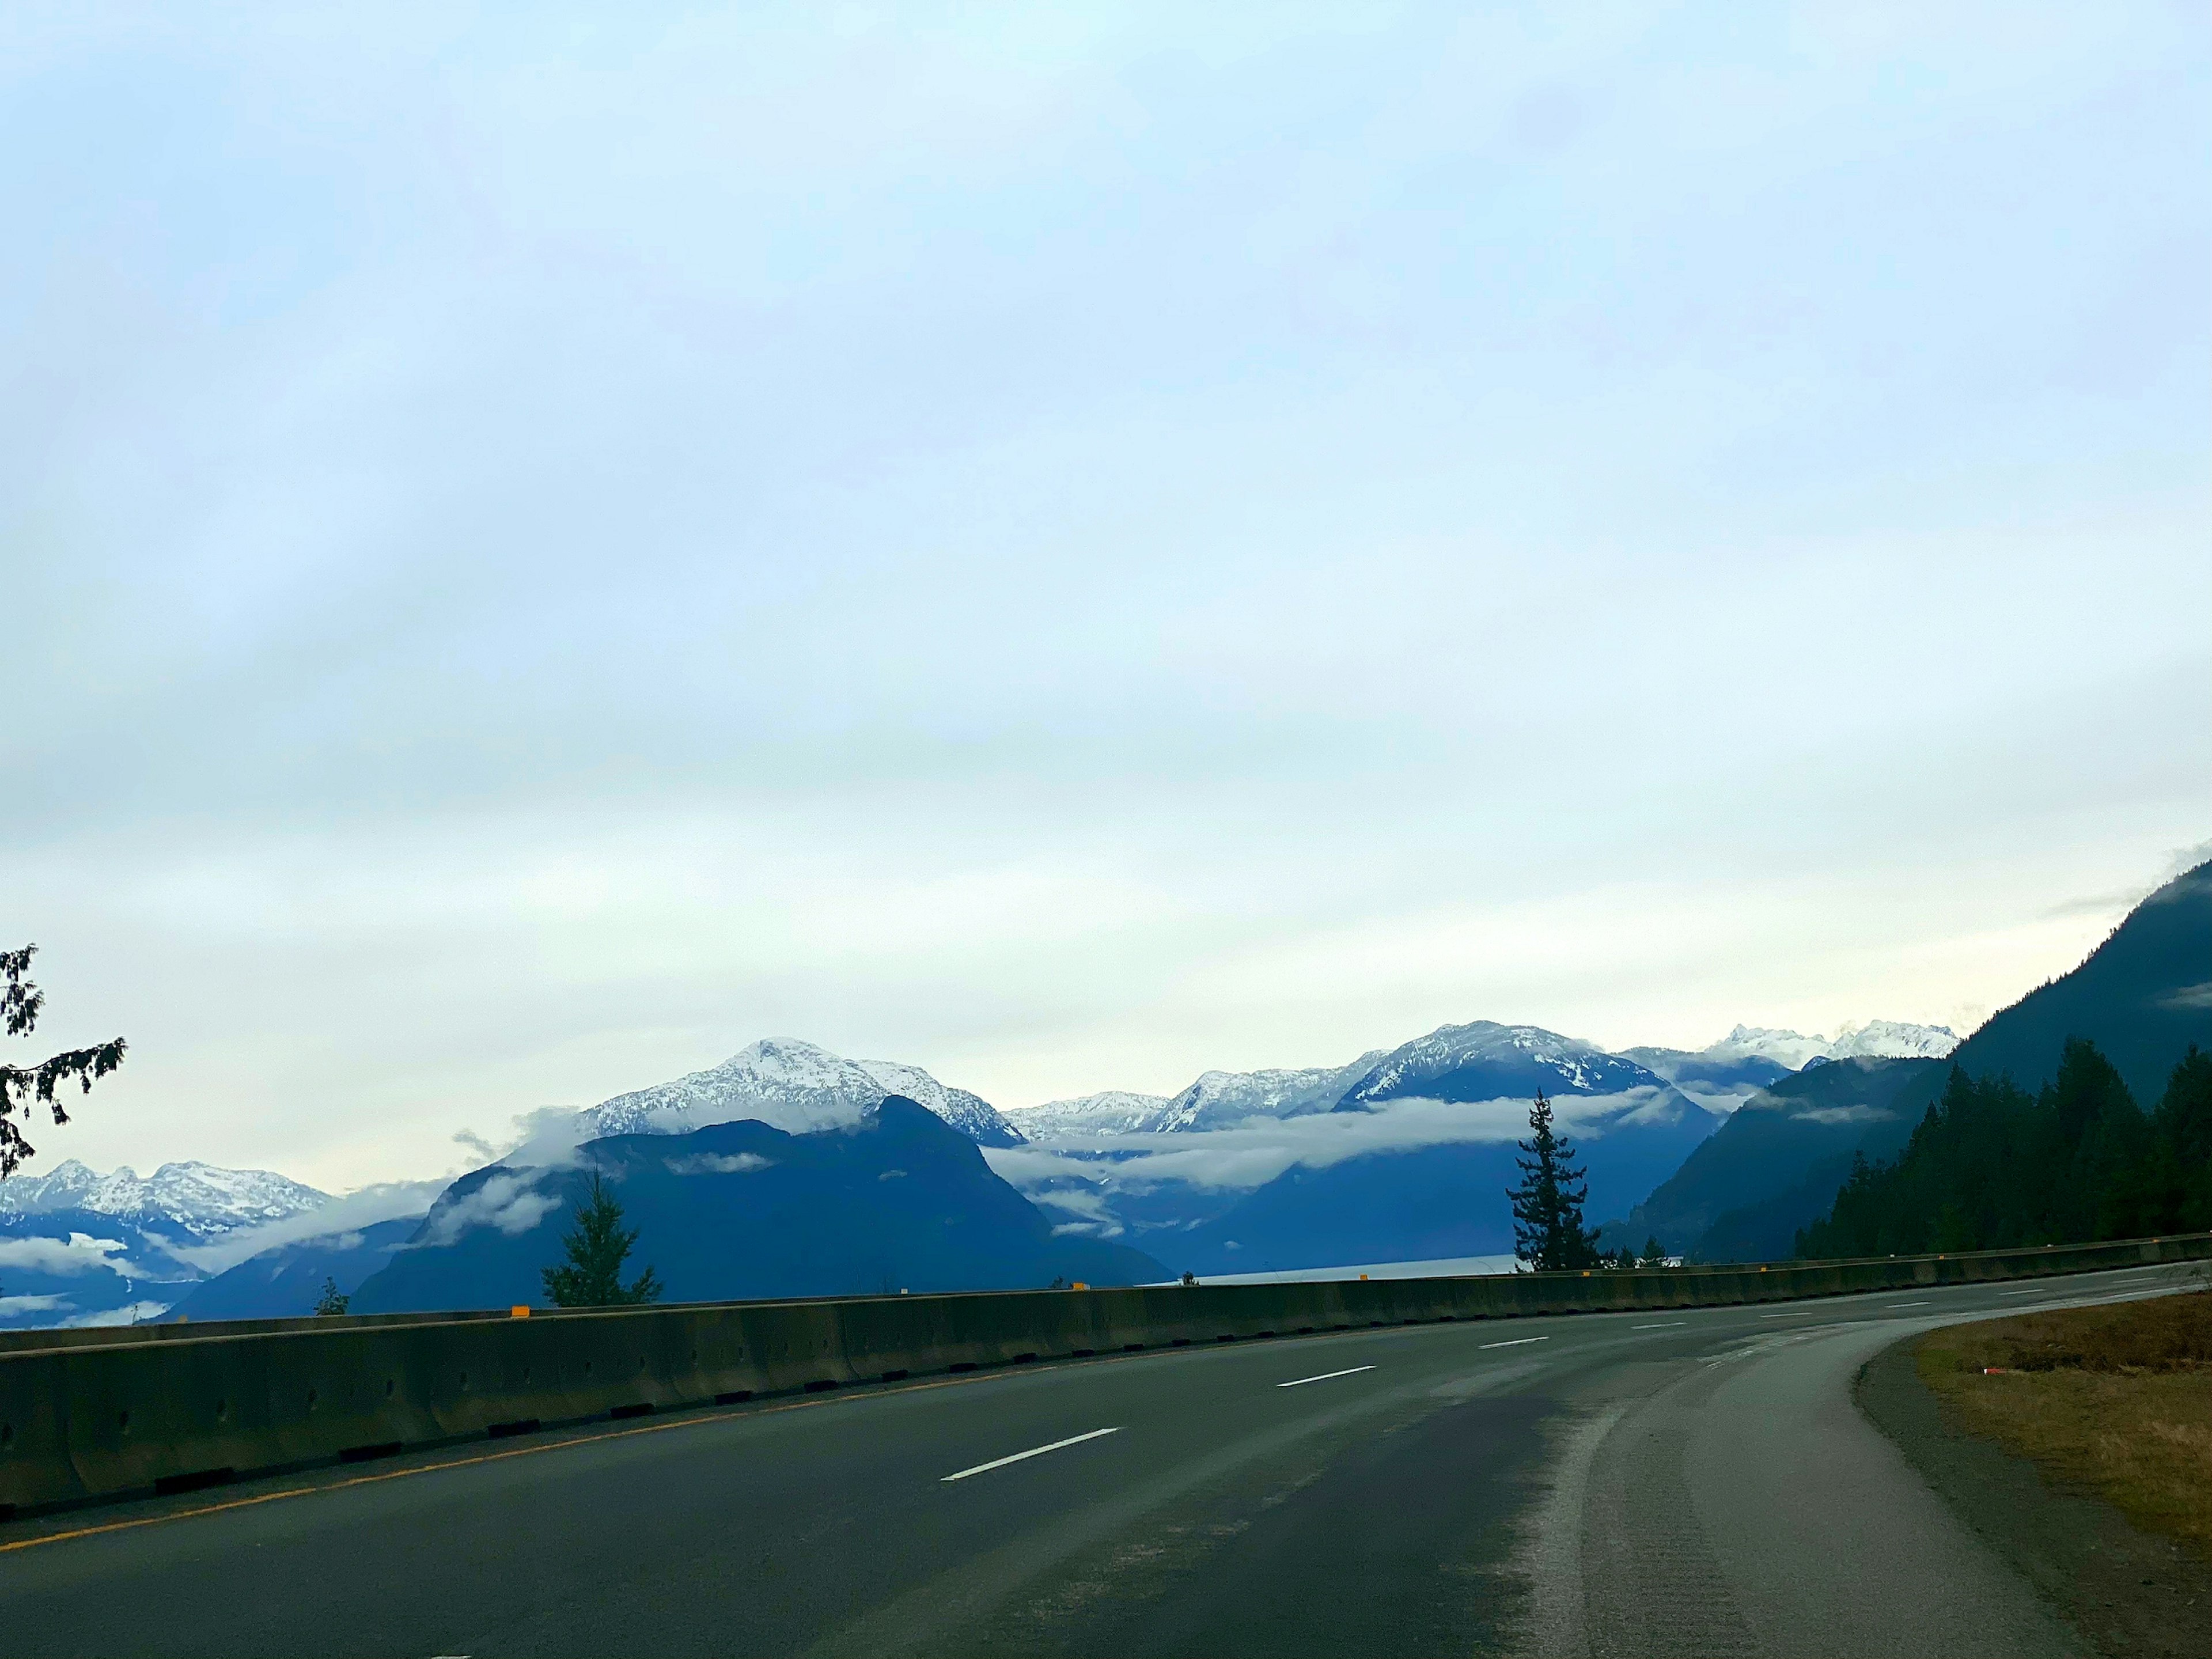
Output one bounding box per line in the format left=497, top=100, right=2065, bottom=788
left=510, top=1306, right=531, bottom=1318
left=1071, top=1282, right=1088, bottom=1290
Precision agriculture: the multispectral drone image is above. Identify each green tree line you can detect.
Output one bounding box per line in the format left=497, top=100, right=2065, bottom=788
left=1797, top=1040, right=2212, bottom=1259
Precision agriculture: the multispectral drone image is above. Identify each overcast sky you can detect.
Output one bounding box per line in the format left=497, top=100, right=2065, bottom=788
left=8, top=4, right=2207, bottom=1192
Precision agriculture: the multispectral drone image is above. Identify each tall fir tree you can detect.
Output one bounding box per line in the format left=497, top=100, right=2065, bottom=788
left=541, top=1173, right=664, bottom=1308
left=1508, top=1089, right=1603, bottom=1271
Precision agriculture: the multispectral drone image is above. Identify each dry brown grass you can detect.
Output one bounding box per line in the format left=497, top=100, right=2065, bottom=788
left=1919, top=1288, right=2212, bottom=1560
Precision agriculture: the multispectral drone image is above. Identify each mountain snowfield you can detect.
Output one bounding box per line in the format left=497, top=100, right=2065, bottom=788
left=1701, top=1020, right=1959, bottom=1068
left=0, top=1160, right=329, bottom=1237
left=1007, top=1090, right=1176, bottom=1138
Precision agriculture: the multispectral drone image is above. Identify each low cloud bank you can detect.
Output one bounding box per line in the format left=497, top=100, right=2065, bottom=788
left=0, top=1233, right=134, bottom=1277
left=170, top=1180, right=447, bottom=1275
left=0, top=1293, right=70, bottom=1316
left=986, top=1089, right=1673, bottom=1198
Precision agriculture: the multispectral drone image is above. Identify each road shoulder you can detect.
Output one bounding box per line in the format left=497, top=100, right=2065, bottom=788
left=1855, top=1332, right=2212, bottom=1659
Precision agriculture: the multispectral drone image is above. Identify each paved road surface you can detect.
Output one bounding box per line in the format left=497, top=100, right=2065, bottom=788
left=3, top=1260, right=2200, bottom=1657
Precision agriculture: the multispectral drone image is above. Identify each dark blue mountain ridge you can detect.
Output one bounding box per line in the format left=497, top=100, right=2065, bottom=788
left=1597, top=1056, right=1941, bottom=1258
left=350, top=1097, right=1165, bottom=1314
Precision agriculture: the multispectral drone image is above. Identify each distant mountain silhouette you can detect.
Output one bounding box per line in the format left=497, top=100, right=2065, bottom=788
left=350, top=1097, right=1162, bottom=1313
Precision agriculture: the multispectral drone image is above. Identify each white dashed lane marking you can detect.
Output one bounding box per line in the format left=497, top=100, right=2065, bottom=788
left=941, top=1428, right=1122, bottom=1484
left=1277, top=1365, right=1377, bottom=1389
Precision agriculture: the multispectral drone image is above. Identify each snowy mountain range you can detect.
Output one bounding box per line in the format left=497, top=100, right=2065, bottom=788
left=1006, top=1017, right=1953, bottom=1141
left=1702, top=1020, right=1959, bottom=1068
left=0, top=1160, right=329, bottom=1239
left=1624, top=1020, right=1959, bottom=1112
left=0, top=1013, right=1959, bottom=1327
left=1007, top=1089, right=1177, bottom=1138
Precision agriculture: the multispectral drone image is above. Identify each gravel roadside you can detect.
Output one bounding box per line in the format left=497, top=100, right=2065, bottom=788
left=1855, top=1332, right=2211, bottom=1659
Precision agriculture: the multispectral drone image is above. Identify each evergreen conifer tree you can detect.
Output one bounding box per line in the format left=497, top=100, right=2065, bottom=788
left=1, top=945, right=127, bottom=1179
left=541, top=1173, right=664, bottom=1308
left=1508, top=1089, right=1602, bottom=1271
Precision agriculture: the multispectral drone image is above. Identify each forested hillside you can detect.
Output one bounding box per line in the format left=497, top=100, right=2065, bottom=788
left=1797, top=1041, right=2211, bottom=1257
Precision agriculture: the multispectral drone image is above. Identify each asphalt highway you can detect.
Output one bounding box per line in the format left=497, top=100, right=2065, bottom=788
left=3, top=1259, right=2201, bottom=1658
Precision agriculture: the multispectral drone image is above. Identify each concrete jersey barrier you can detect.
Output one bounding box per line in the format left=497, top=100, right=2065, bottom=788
left=2, top=1230, right=2206, bottom=1518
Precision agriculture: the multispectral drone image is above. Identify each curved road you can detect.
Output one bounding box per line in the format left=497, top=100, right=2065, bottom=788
left=2, top=1260, right=2199, bottom=1657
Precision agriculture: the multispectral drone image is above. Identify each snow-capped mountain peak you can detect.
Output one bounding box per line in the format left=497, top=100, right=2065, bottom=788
left=852, top=1058, right=1025, bottom=1146
left=1827, top=1019, right=1959, bottom=1060
left=571, top=1039, right=1025, bottom=1148
left=1339, top=1021, right=1660, bottom=1106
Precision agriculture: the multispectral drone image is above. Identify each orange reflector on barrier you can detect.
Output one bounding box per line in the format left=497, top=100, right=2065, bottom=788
left=510, top=1306, right=531, bottom=1318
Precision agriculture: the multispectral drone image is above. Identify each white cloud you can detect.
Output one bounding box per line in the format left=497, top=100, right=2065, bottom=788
left=0, top=1294, right=71, bottom=1315
left=984, top=1088, right=1669, bottom=1200
left=665, top=1152, right=774, bottom=1175
left=419, top=1172, right=561, bottom=1245
left=1028, top=1186, right=1124, bottom=1235
left=0, top=1234, right=132, bottom=1277
left=1793, top=1105, right=1890, bottom=1126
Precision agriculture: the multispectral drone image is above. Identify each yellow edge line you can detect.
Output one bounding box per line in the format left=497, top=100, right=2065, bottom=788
left=0, top=1369, right=996, bottom=1557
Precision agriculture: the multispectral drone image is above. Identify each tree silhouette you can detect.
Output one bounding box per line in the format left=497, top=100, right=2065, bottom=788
left=1508, top=1089, right=1602, bottom=1271
left=1, top=945, right=127, bottom=1179
left=313, top=1277, right=351, bottom=1316
left=541, top=1173, right=663, bottom=1308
